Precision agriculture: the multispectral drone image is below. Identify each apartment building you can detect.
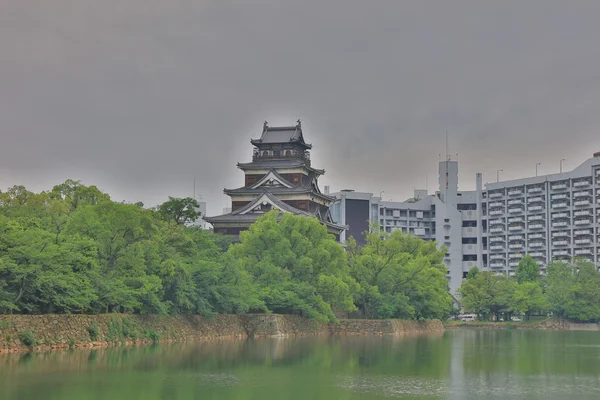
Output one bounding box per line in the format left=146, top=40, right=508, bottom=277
left=330, top=152, right=600, bottom=293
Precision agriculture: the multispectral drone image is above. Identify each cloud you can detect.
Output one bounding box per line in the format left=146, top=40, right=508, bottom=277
left=1, top=0, right=600, bottom=213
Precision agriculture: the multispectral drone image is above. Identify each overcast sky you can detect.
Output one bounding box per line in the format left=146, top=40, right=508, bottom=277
left=2, top=1, right=600, bottom=215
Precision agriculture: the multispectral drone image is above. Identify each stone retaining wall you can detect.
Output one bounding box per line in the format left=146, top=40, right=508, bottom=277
left=0, top=314, right=443, bottom=353
left=445, top=318, right=600, bottom=331
left=330, top=319, right=444, bottom=335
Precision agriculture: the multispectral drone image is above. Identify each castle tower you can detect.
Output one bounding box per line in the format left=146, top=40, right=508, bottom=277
left=204, top=121, right=346, bottom=238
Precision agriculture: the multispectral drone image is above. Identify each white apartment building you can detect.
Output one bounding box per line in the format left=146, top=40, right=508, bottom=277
left=330, top=152, right=600, bottom=293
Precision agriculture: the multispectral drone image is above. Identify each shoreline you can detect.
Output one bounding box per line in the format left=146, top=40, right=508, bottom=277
left=0, top=314, right=443, bottom=354
left=444, top=318, right=600, bottom=331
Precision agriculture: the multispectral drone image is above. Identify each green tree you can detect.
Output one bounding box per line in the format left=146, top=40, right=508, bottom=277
left=567, top=261, right=600, bottom=322
left=458, top=272, right=514, bottom=320
left=510, top=282, right=546, bottom=321
left=347, top=226, right=452, bottom=320
left=515, top=255, right=540, bottom=284
left=545, top=261, right=574, bottom=319
left=229, top=211, right=357, bottom=323
left=158, top=197, right=201, bottom=225
left=466, top=266, right=480, bottom=280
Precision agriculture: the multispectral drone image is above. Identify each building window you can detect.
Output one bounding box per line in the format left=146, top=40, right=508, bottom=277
left=262, top=151, right=268, bottom=157
left=463, top=254, right=478, bottom=261
left=457, top=203, right=477, bottom=211
left=285, top=150, right=291, bottom=156
left=462, top=220, right=477, bottom=227
left=273, top=150, right=280, bottom=158
left=462, top=238, right=477, bottom=244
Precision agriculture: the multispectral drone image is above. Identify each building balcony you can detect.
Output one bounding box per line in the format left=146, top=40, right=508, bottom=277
left=508, top=216, right=524, bottom=223
left=508, top=225, right=524, bottom=231
left=490, top=262, right=505, bottom=268
left=574, top=248, right=593, bottom=256
left=489, top=192, right=504, bottom=199
left=529, top=233, right=544, bottom=240
left=530, top=251, right=545, bottom=257
left=508, top=189, right=523, bottom=196
left=552, top=231, right=570, bottom=238
left=490, top=245, right=505, bottom=251
left=509, top=261, right=519, bottom=267
left=508, top=208, right=523, bottom=214
left=489, top=218, right=504, bottom=226
left=553, top=240, right=570, bottom=246
left=528, top=206, right=544, bottom=213
left=529, top=223, right=545, bottom=230
left=573, top=180, right=591, bottom=188
left=552, top=194, right=569, bottom=200
left=528, top=187, right=544, bottom=194
left=508, top=199, right=524, bottom=206
left=574, top=191, right=592, bottom=198
left=490, top=254, right=504, bottom=260
left=574, top=219, right=592, bottom=226
left=509, top=243, right=524, bottom=250
left=575, top=238, right=592, bottom=245
left=552, top=202, right=568, bottom=209
left=553, top=250, right=570, bottom=257
left=490, top=236, right=505, bottom=243
left=552, top=221, right=569, bottom=228
left=553, top=212, right=569, bottom=219
left=527, top=196, right=544, bottom=203
left=490, top=201, right=504, bottom=207
left=574, top=210, right=592, bottom=217
left=530, top=242, right=545, bottom=248
left=574, top=229, right=592, bottom=236
left=574, top=200, right=591, bottom=207
left=508, top=235, right=525, bottom=241
left=528, top=215, right=544, bottom=222
left=489, top=227, right=504, bottom=234
left=489, top=210, right=503, bottom=216
left=551, top=183, right=568, bottom=191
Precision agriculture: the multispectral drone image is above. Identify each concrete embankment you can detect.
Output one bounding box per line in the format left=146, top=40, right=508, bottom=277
left=0, top=314, right=444, bottom=353
left=444, top=318, right=600, bottom=331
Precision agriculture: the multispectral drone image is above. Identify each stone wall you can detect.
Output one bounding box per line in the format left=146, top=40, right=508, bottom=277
left=330, top=319, right=444, bottom=335
left=0, top=314, right=444, bottom=353
left=445, top=319, right=600, bottom=331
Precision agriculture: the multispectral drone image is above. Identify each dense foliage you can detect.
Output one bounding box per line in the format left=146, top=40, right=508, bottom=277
left=458, top=255, right=600, bottom=322
left=346, top=227, right=453, bottom=320
left=0, top=181, right=454, bottom=322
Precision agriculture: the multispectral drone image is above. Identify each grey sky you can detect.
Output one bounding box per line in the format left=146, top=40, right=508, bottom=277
left=2, top=0, right=600, bottom=215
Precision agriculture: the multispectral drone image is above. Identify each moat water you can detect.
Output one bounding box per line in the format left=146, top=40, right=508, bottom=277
left=2, top=329, right=600, bottom=399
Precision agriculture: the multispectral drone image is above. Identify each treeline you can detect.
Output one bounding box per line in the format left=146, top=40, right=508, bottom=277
left=458, top=255, right=600, bottom=322
left=0, top=181, right=453, bottom=322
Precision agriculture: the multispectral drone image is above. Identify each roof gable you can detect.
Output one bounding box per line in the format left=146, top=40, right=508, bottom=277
left=250, top=169, right=294, bottom=189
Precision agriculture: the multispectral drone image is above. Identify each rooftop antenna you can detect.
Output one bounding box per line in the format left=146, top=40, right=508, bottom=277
left=446, top=130, right=449, bottom=161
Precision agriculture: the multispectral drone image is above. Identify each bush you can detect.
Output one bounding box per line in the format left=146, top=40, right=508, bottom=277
left=87, top=323, right=99, bottom=341
left=69, top=339, right=76, bottom=347
left=106, top=319, right=122, bottom=342
left=145, top=330, right=160, bottom=342
left=18, top=330, right=36, bottom=347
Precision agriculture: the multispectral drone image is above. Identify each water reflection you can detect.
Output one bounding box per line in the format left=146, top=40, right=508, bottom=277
left=1, top=330, right=600, bottom=400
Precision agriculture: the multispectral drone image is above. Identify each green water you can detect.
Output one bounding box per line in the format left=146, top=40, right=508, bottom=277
left=2, top=329, right=600, bottom=399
